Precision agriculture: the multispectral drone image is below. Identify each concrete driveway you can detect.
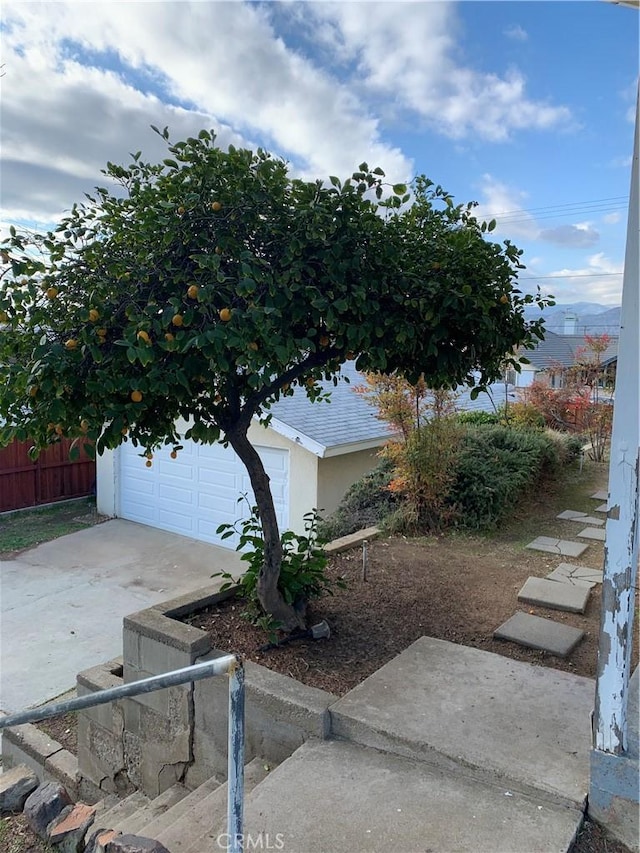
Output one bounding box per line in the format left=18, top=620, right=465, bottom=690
left=0, top=519, right=243, bottom=714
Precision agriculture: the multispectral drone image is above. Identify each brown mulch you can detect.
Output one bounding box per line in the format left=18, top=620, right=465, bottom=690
left=0, top=813, right=49, bottom=853
left=184, top=532, right=613, bottom=697
left=571, top=818, right=635, bottom=853
left=34, top=712, right=77, bottom=754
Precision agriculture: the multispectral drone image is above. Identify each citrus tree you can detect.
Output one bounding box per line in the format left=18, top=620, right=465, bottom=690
left=0, top=128, right=549, bottom=631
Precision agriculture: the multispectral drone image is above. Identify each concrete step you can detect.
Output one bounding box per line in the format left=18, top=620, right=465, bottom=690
left=90, top=789, right=150, bottom=834
left=110, top=782, right=190, bottom=836
left=126, top=773, right=223, bottom=842
left=90, top=793, right=120, bottom=824
left=154, top=758, right=269, bottom=853
left=330, top=636, right=593, bottom=809
left=243, top=739, right=584, bottom=853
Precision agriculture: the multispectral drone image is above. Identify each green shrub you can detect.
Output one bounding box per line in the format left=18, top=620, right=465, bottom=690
left=320, top=421, right=580, bottom=540
left=499, top=401, right=546, bottom=431
left=317, top=458, right=397, bottom=541
left=543, top=429, right=584, bottom=465
left=214, top=506, right=342, bottom=632
left=456, top=410, right=499, bottom=426
left=447, top=425, right=560, bottom=529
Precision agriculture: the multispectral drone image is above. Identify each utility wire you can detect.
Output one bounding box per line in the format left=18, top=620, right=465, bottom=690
left=483, top=195, right=628, bottom=220
left=521, top=272, right=622, bottom=280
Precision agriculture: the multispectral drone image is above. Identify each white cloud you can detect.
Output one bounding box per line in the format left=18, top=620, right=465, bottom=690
left=504, top=25, right=528, bottom=42
left=603, top=212, right=621, bottom=224
left=1, top=1, right=413, bottom=223
left=539, top=223, right=600, bottom=249
left=473, top=175, right=538, bottom=240
left=306, top=3, right=573, bottom=141
left=609, top=154, right=633, bottom=168
left=475, top=176, right=608, bottom=252
left=539, top=254, right=623, bottom=305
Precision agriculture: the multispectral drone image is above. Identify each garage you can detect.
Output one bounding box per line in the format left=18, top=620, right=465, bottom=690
left=117, top=438, right=289, bottom=549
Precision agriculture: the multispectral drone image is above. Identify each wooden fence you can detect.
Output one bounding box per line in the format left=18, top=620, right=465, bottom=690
left=0, top=438, right=96, bottom=512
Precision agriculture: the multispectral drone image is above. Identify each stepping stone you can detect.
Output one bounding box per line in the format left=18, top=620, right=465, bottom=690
left=494, top=612, right=584, bottom=657
left=518, top=577, right=590, bottom=614
left=565, top=515, right=604, bottom=526
left=556, top=510, right=588, bottom=520
left=525, top=536, right=589, bottom=558
left=546, top=563, right=603, bottom=588
left=577, top=527, right=606, bottom=542
left=594, top=503, right=608, bottom=513
left=591, top=490, right=608, bottom=501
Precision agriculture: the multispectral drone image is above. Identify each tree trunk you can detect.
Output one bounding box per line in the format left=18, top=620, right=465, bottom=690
left=226, top=428, right=306, bottom=633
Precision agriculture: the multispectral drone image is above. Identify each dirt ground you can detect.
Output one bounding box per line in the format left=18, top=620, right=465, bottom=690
left=186, top=461, right=638, bottom=696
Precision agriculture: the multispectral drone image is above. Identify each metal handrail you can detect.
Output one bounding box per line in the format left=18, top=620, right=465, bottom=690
left=0, top=656, right=246, bottom=853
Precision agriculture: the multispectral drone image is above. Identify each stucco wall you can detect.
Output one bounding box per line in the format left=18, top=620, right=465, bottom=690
left=96, top=419, right=319, bottom=536
left=246, top=420, right=318, bottom=535
left=317, top=448, right=380, bottom=518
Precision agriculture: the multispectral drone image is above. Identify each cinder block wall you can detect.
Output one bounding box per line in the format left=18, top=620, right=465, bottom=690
left=77, top=587, right=335, bottom=798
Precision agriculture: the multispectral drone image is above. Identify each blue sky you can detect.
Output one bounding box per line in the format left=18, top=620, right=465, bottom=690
left=1, top=1, right=637, bottom=308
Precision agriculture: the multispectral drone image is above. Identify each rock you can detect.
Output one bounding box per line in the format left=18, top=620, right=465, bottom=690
left=23, top=781, right=73, bottom=839
left=0, top=764, right=39, bottom=814
left=85, top=827, right=120, bottom=853
left=48, top=801, right=96, bottom=852
left=105, top=835, right=172, bottom=853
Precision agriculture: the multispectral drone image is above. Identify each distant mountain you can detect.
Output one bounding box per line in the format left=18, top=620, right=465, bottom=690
left=524, top=303, right=621, bottom=336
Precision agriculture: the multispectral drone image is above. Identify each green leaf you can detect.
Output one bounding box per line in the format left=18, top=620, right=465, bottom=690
left=392, top=184, right=407, bottom=195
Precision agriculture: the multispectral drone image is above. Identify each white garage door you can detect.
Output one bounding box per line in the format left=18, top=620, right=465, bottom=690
left=118, top=438, right=289, bottom=549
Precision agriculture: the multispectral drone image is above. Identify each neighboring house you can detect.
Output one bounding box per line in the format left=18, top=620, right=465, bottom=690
left=96, top=362, right=519, bottom=549
left=510, top=330, right=618, bottom=390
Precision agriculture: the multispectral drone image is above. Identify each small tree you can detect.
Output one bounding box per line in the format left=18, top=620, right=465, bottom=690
left=525, top=335, right=614, bottom=461
left=0, top=129, right=548, bottom=631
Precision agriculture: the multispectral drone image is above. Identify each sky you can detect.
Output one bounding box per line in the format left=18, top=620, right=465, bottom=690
left=1, top=1, right=638, bottom=310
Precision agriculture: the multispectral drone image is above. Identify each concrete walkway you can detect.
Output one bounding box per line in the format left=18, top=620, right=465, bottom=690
left=242, top=638, right=590, bottom=852
left=0, top=520, right=241, bottom=712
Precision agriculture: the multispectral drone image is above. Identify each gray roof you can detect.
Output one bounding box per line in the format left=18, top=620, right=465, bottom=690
left=268, top=361, right=392, bottom=455
left=267, top=362, right=516, bottom=456
left=520, top=331, right=618, bottom=371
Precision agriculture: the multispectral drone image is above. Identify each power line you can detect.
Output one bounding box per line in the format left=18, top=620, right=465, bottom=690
left=483, top=195, right=628, bottom=219
left=521, top=272, right=623, bottom=280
